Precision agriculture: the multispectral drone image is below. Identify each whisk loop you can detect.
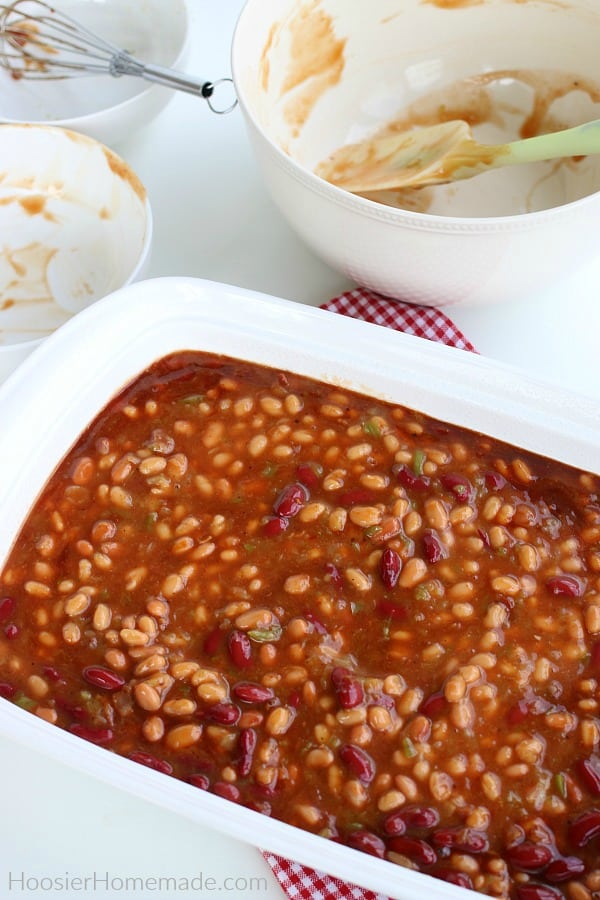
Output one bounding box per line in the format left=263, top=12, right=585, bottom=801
left=0, top=0, right=237, bottom=114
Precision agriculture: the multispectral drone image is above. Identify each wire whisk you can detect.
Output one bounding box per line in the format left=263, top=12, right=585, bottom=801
left=0, top=0, right=237, bottom=113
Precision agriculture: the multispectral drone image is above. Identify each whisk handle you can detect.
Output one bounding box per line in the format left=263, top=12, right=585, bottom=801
left=113, top=55, right=237, bottom=113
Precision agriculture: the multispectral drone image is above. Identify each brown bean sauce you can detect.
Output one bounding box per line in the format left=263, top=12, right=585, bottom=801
left=1, top=351, right=600, bottom=898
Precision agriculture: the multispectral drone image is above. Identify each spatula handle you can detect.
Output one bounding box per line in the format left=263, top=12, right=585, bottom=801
left=506, top=118, right=600, bottom=166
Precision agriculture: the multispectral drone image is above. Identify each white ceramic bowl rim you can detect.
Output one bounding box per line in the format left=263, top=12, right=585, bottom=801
left=230, top=2, right=600, bottom=231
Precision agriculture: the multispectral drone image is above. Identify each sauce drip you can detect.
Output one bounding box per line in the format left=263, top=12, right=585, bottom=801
left=259, top=0, right=346, bottom=137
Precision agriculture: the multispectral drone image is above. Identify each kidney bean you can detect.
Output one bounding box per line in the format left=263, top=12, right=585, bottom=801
left=296, top=463, right=321, bottom=488
left=396, top=805, right=440, bottom=830
left=331, top=666, right=364, bottom=709
left=251, top=781, right=278, bottom=800
left=507, top=693, right=552, bottom=725
left=83, top=665, right=125, bottom=692
left=347, top=830, right=386, bottom=858
left=203, top=627, right=223, bottom=656
left=544, top=856, right=585, bottom=882
left=505, top=841, right=554, bottom=871
left=205, top=702, right=241, bottom=726
left=420, top=690, right=446, bottom=717
left=377, top=599, right=407, bottom=620
left=128, top=751, right=173, bottom=775
left=545, top=574, right=584, bottom=598
left=0, top=596, right=16, bottom=622
left=339, top=744, right=375, bottom=784
left=238, top=727, right=257, bottom=778
left=440, top=472, right=474, bottom=501
left=477, top=527, right=491, bottom=548
left=422, top=530, right=445, bottom=564
left=4, top=624, right=18, bottom=640
left=380, top=547, right=402, bottom=590
left=516, top=885, right=562, bottom=900
left=189, top=773, right=210, bottom=790
left=56, top=697, right=88, bottom=721
left=387, top=835, right=437, bottom=866
left=263, top=516, right=290, bottom=536
left=383, top=806, right=441, bottom=838
left=233, top=682, right=275, bottom=704
left=227, top=629, right=253, bottom=669
left=69, top=723, right=113, bottom=745
left=485, top=471, right=506, bottom=490
left=432, top=826, right=489, bottom=854
left=288, top=690, right=301, bottom=709
left=568, top=807, right=600, bottom=847
left=42, top=666, right=63, bottom=683
left=576, top=754, right=600, bottom=795
left=437, top=869, right=474, bottom=890
left=382, top=811, right=407, bottom=837
left=0, top=682, right=16, bottom=699
left=273, top=482, right=309, bottom=517
left=394, top=465, right=430, bottom=492
left=212, top=781, right=241, bottom=803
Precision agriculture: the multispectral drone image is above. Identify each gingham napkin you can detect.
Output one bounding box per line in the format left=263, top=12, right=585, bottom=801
left=321, top=286, right=477, bottom=351
left=262, top=286, right=477, bottom=900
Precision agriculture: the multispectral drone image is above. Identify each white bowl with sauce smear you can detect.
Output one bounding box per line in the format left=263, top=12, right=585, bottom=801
left=232, top=0, right=600, bottom=307
left=0, top=124, right=152, bottom=381
left=0, top=0, right=190, bottom=149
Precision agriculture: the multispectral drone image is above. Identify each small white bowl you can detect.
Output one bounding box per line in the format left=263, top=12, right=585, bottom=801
left=0, top=123, right=152, bottom=381
left=232, top=0, right=600, bottom=307
left=0, top=0, right=190, bottom=148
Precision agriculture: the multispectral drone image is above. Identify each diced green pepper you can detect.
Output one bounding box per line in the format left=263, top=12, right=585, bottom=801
left=362, top=419, right=382, bottom=439
left=14, top=692, right=36, bottom=711
left=412, top=449, right=426, bottom=476
left=402, top=736, right=417, bottom=758
left=248, top=624, right=283, bottom=642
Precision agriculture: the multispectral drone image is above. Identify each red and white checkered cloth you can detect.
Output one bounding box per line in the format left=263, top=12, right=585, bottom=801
left=321, top=287, right=477, bottom=352
left=262, top=286, right=476, bottom=900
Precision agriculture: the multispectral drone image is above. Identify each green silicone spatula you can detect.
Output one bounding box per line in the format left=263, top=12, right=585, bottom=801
left=316, top=117, right=600, bottom=193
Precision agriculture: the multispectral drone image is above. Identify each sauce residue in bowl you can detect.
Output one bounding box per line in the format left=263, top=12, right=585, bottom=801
left=331, top=68, right=600, bottom=214
left=423, top=0, right=485, bottom=7
left=259, top=0, right=346, bottom=137
left=422, top=0, right=569, bottom=7
left=378, top=69, right=600, bottom=141
left=0, top=242, right=70, bottom=346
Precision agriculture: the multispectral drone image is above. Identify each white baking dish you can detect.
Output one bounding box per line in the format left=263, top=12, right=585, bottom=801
left=0, top=276, right=598, bottom=900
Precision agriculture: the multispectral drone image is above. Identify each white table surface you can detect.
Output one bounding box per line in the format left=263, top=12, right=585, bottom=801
left=2, top=2, right=600, bottom=898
